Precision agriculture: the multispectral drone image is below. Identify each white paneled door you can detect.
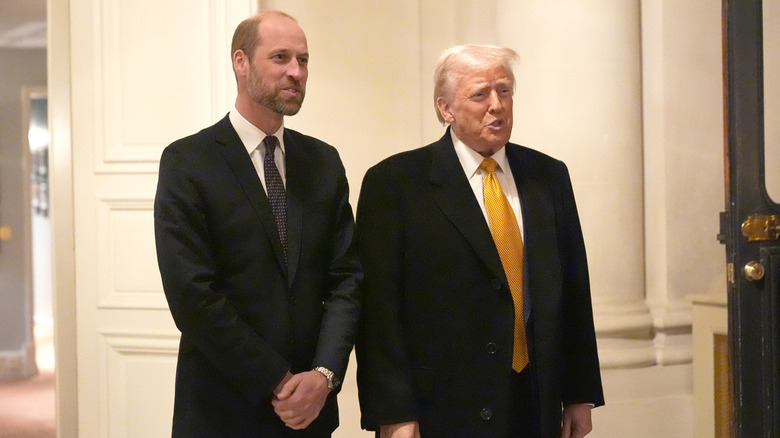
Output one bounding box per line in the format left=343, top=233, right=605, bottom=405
left=56, top=1, right=255, bottom=436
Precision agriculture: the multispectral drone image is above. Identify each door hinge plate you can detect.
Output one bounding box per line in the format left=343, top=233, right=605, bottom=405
left=741, top=215, right=780, bottom=241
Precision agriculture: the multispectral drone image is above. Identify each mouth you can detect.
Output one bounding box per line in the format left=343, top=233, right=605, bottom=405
left=281, top=87, right=301, bottom=96
left=278, top=80, right=304, bottom=97
left=487, top=119, right=504, bottom=129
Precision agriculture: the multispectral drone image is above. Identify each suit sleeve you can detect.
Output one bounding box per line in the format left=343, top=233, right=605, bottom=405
left=311, top=159, right=363, bottom=387
left=154, top=144, right=290, bottom=405
left=553, top=161, right=605, bottom=407
left=355, top=164, right=420, bottom=430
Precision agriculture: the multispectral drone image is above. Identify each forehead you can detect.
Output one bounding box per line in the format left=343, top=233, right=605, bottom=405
left=256, top=16, right=308, bottom=52
left=455, top=65, right=512, bottom=90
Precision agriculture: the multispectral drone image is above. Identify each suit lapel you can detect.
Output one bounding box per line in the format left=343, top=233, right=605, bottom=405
left=282, top=130, right=303, bottom=287
left=213, top=116, right=288, bottom=275
left=428, top=133, right=507, bottom=283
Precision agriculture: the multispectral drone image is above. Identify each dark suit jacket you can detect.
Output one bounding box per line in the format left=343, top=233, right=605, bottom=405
left=154, top=115, right=361, bottom=437
left=355, top=131, right=603, bottom=437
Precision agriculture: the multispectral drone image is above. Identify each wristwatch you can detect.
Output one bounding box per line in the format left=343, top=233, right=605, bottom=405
left=313, top=366, right=341, bottom=391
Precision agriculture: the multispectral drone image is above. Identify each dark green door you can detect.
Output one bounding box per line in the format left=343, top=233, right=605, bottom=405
left=721, top=0, right=780, bottom=436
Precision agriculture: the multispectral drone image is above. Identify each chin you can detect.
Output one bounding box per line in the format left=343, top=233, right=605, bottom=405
left=484, top=136, right=510, bottom=149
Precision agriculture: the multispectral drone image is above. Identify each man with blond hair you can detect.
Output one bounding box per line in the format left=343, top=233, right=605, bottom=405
left=356, top=45, right=604, bottom=438
left=155, top=10, right=361, bottom=437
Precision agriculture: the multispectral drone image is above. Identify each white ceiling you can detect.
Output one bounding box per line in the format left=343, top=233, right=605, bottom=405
left=0, top=0, right=47, bottom=48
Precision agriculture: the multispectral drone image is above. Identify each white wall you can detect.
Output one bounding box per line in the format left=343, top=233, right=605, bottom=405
left=266, top=0, right=425, bottom=209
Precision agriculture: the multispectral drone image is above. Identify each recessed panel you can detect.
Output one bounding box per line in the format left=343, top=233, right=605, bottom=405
left=103, top=333, right=178, bottom=438
left=98, top=198, right=166, bottom=309
left=98, top=0, right=218, bottom=170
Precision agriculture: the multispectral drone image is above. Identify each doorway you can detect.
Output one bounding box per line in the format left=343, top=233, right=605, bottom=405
left=0, top=2, right=55, bottom=434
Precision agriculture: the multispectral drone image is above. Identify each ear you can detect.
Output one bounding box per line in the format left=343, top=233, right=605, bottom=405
left=233, top=49, right=249, bottom=77
left=436, top=97, right=455, bottom=124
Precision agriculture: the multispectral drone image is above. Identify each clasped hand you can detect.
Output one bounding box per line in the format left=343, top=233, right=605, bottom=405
left=272, top=370, right=330, bottom=430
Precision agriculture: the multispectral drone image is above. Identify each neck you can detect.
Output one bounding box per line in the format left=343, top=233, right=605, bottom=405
left=235, top=94, right=284, bottom=135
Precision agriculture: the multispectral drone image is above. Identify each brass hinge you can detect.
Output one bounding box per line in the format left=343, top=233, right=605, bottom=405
left=742, top=215, right=780, bottom=241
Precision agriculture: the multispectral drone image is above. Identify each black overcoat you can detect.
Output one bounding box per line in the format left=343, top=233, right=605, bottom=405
left=356, top=132, right=604, bottom=437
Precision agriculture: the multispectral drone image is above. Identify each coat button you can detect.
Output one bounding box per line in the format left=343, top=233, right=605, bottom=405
left=480, top=408, right=493, bottom=421
left=486, top=342, right=498, bottom=355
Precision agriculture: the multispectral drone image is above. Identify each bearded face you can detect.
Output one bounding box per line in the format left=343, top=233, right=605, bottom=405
left=246, top=56, right=306, bottom=116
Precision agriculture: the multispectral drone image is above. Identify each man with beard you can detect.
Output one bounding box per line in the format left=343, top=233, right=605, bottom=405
left=154, top=10, right=361, bottom=437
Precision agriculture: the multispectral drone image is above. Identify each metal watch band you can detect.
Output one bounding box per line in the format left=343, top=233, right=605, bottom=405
left=313, top=366, right=340, bottom=391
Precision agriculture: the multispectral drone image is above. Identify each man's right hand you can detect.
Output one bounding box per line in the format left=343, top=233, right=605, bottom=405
left=379, top=421, right=421, bottom=438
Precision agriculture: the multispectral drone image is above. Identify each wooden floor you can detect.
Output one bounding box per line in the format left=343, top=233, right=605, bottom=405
left=0, top=325, right=55, bottom=438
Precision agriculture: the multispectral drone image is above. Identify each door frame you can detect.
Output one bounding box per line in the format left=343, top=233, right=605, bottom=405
left=49, top=0, right=78, bottom=435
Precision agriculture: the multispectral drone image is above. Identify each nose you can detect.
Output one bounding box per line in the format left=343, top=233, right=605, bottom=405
left=487, top=90, right=503, bottom=114
left=287, top=59, right=306, bottom=80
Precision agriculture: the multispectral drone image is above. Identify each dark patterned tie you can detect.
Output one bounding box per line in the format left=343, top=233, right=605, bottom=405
left=263, top=136, right=287, bottom=261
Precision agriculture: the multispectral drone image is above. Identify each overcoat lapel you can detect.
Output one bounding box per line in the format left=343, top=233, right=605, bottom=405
left=506, top=144, right=557, bottom=319
left=427, top=134, right=508, bottom=285
left=213, top=117, right=288, bottom=275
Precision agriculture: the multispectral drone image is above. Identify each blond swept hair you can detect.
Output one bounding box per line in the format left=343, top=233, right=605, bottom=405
left=433, top=44, right=519, bottom=123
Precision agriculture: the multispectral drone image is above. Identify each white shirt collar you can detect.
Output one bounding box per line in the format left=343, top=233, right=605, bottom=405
left=229, top=106, right=286, bottom=155
left=450, top=130, right=509, bottom=179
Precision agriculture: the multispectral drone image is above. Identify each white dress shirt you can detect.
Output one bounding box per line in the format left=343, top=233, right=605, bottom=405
left=229, top=107, right=287, bottom=193
left=451, top=131, right=524, bottom=241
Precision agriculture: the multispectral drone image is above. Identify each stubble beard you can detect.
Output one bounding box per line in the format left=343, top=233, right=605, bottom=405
left=247, top=67, right=305, bottom=116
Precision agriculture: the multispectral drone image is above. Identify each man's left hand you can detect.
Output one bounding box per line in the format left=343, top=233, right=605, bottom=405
left=271, top=370, right=330, bottom=430
left=560, top=403, right=593, bottom=438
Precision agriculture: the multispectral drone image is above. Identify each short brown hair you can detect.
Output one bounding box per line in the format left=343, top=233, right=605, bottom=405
left=231, top=10, right=297, bottom=61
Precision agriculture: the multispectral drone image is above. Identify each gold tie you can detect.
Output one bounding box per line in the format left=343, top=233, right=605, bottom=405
left=479, top=158, right=529, bottom=372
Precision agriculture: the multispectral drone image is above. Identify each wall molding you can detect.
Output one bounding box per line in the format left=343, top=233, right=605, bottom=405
left=651, top=304, right=693, bottom=365
left=594, top=300, right=656, bottom=369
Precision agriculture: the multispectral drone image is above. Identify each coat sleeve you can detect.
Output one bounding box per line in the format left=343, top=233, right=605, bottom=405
left=154, top=143, right=290, bottom=405
left=553, top=160, right=605, bottom=407
left=355, top=164, right=420, bottom=430
left=311, top=157, right=363, bottom=388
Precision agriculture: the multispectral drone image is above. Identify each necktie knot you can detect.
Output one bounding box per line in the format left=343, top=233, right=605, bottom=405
left=479, top=157, right=499, bottom=173
left=264, top=135, right=279, bottom=157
